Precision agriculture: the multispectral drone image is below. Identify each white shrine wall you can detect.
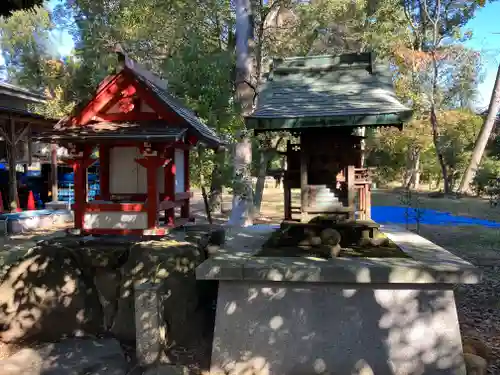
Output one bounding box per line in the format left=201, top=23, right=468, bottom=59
left=174, top=149, right=185, bottom=193
left=109, top=146, right=165, bottom=196
left=83, top=212, right=148, bottom=230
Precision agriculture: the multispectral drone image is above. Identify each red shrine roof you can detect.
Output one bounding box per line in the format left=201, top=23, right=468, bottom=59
left=38, top=49, right=224, bottom=148
left=34, top=121, right=187, bottom=142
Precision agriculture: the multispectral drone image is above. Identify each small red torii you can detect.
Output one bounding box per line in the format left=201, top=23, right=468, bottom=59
left=37, top=48, right=223, bottom=236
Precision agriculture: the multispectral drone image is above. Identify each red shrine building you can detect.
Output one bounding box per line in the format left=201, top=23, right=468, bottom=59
left=37, top=50, right=223, bottom=236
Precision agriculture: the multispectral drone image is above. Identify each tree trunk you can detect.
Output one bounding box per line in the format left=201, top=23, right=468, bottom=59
left=458, top=62, right=500, bottom=194
left=228, top=0, right=255, bottom=226
left=430, top=107, right=450, bottom=193
left=253, top=149, right=271, bottom=214
left=405, top=148, right=421, bottom=190
left=429, top=50, right=450, bottom=194
left=413, top=152, right=420, bottom=190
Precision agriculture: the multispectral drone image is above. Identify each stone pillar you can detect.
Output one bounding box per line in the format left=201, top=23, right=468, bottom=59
left=134, top=282, right=166, bottom=366
left=50, top=143, right=58, bottom=202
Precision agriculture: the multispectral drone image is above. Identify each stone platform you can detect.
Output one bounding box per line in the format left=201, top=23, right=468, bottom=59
left=0, top=209, right=73, bottom=234
left=196, top=225, right=481, bottom=375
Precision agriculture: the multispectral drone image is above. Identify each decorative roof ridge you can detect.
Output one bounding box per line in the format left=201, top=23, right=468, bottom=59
left=115, top=44, right=169, bottom=91
left=271, top=52, right=375, bottom=76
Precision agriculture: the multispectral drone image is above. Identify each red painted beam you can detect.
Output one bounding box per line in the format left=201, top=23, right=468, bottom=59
left=122, top=69, right=181, bottom=124
left=94, top=112, right=160, bottom=122
left=83, top=228, right=144, bottom=236
left=85, top=203, right=146, bottom=212
left=134, top=155, right=167, bottom=229
left=72, top=74, right=130, bottom=126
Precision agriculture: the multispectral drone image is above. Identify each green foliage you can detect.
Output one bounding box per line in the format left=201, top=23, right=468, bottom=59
left=471, top=158, right=500, bottom=196
left=0, top=0, right=494, bottom=197
left=367, top=109, right=485, bottom=189
left=436, top=109, right=483, bottom=188
left=0, top=6, right=53, bottom=88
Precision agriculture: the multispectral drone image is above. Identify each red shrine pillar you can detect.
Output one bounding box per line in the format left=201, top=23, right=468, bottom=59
left=135, top=144, right=166, bottom=229
left=65, top=144, right=94, bottom=230
left=181, top=148, right=190, bottom=219
left=164, top=146, right=175, bottom=226
left=99, top=144, right=110, bottom=200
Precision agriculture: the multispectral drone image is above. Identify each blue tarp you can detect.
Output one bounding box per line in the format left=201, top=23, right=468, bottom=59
left=372, top=205, right=500, bottom=228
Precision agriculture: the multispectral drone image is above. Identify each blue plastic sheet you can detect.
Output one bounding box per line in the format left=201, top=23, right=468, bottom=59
left=372, top=205, right=500, bottom=227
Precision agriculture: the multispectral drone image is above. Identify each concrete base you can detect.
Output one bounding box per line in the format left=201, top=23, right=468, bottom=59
left=197, top=225, right=481, bottom=375
left=0, top=210, right=73, bottom=234
left=210, top=282, right=465, bottom=375
left=45, top=201, right=71, bottom=210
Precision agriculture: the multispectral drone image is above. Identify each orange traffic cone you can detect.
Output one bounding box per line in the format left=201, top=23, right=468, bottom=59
left=27, top=191, right=36, bottom=211
left=0, top=191, right=4, bottom=213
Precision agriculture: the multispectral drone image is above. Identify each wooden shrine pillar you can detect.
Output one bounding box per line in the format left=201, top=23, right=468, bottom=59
left=283, top=178, right=291, bottom=220
left=66, top=145, right=94, bottom=230
left=283, top=140, right=291, bottom=220
left=164, top=147, right=175, bottom=226
left=366, top=184, right=372, bottom=219
left=99, top=144, right=110, bottom=200
left=346, top=165, right=355, bottom=220
left=181, top=148, right=190, bottom=219
left=136, top=155, right=166, bottom=229
left=50, top=143, right=58, bottom=202
left=300, top=141, right=308, bottom=222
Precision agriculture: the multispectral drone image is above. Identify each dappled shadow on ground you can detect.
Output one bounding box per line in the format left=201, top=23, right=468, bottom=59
left=0, top=233, right=217, bottom=374
left=211, top=275, right=464, bottom=375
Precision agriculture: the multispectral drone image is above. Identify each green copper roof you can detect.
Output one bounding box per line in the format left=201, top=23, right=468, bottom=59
left=246, top=52, right=412, bottom=130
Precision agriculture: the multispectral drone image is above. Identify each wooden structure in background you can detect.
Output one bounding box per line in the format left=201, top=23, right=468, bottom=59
left=0, top=83, right=56, bottom=211
left=246, top=52, right=412, bottom=221
left=36, top=50, right=223, bottom=235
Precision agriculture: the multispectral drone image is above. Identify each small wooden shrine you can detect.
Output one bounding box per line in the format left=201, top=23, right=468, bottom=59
left=36, top=50, right=223, bottom=236
left=246, top=52, right=412, bottom=221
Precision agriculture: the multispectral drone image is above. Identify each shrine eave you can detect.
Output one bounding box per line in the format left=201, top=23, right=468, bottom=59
left=34, top=124, right=186, bottom=143
left=0, top=106, right=56, bottom=124
left=246, top=110, right=412, bottom=131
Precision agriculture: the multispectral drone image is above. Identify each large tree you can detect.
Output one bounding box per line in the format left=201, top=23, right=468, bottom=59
left=393, top=0, right=489, bottom=193
left=459, top=63, right=500, bottom=193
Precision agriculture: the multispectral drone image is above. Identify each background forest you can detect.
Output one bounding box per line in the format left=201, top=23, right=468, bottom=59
left=0, top=0, right=499, bottom=214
